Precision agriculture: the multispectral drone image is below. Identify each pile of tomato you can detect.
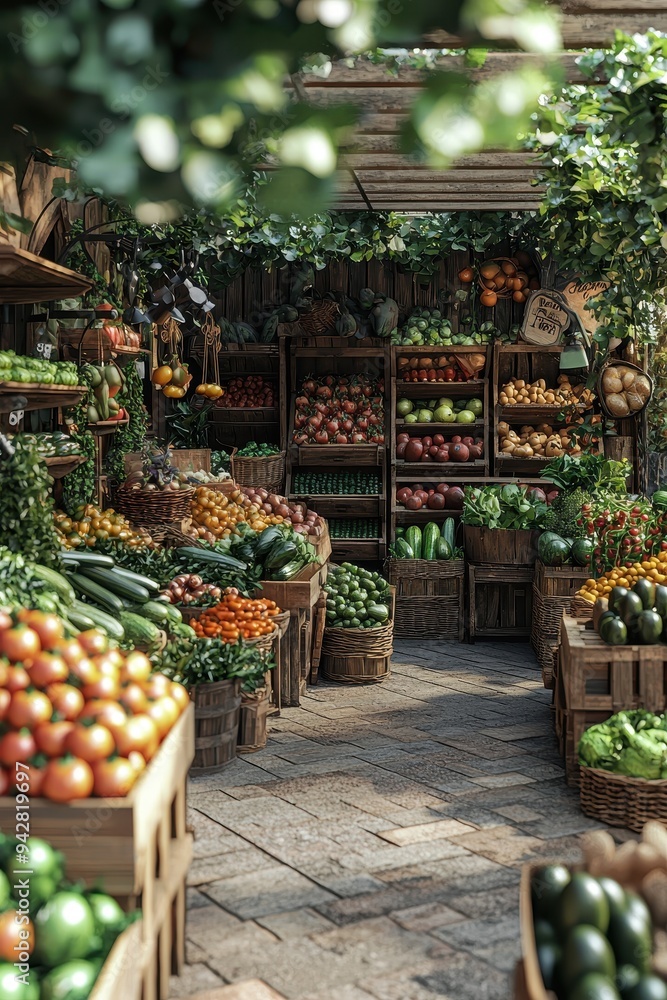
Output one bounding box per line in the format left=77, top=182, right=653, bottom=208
left=0, top=609, right=189, bottom=801
left=190, top=594, right=280, bottom=643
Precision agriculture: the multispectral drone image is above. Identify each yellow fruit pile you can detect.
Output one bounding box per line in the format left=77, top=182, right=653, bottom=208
left=578, top=553, right=667, bottom=603
left=189, top=487, right=282, bottom=541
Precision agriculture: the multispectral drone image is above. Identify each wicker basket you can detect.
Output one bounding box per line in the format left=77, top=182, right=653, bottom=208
left=114, top=485, right=195, bottom=529
left=477, top=257, right=519, bottom=300
left=299, top=299, right=340, bottom=336
left=321, top=587, right=394, bottom=684
left=580, top=766, right=667, bottom=833
left=570, top=595, right=595, bottom=620
left=386, top=558, right=463, bottom=641
left=531, top=585, right=570, bottom=689
left=231, top=450, right=286, bottom=492
left=597, top=359, right=653, bottom=420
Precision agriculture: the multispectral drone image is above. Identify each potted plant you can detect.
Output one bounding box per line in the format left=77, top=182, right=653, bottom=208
left=462, top=483, right=547, bottom=565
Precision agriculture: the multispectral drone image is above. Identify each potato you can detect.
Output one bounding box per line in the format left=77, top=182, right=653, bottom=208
left=622, top=370, right=636, bottom=390
left=582, top=830, right=616, bottom=876
left=514, top=379, right=525, bottom=389
left=625, top=390, right=644, bottom=411
left=521, top=425, right=534, bottom=436
left=497, top=421, right=510, bottom=436
left=537, top=424, right=553, bottom=434
left=544, top=391, right=555, bottom=403
left=643, top=821, right=667, bottom=864
left=605, top=392, right=630, bottom=417
left=633, top=376, right=651, bottom=403
left=499, top=393, right=509, bottom=405
left=602, top=370, right=623, bottom=394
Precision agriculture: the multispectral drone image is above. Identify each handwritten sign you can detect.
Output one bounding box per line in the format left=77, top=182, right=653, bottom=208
left=520, top=290, right=569, bottom=346
left=556, top=278, right=610, bottom=338
left=8, top=409, right=24, bottom=427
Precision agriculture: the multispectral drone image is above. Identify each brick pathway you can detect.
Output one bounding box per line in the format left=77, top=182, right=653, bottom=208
left=171, top=640, right=605, bottom=1000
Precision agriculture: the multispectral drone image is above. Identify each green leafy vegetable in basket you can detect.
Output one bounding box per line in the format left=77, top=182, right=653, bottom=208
left=158, top=635, right=273, bottom=691
left=324, top=563, right=390, bottom=629
left=578, top=710, right=667, bottom=779
left=236, top=442, right=280, bottom=457
left=462, top=483, right=547, bottom=530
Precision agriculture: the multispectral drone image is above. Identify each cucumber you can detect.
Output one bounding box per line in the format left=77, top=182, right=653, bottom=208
left=264, top=541, right=298, bottom=571
left=367, top=604, right=389, bottom=623
left=442, top=518, right=456, bottom=551
left=73, top=600, right=125, bottom=641
left=271, top=558, right=306, bottom=581
left=80, top=566, right=150, bottom=603
left=108, top=565, right=160, bottom=594
left=405, top=526, right=422, bottom=560
left=422, top=522, right=441, bottom=560
left=68, top=572, right=123, bottom=614
left=125, top=600, right=170, bottom=625
left=177, top=547, right=247, bottom=571
left=66, top=608, right=97, bottom=631
left=32, top=564, right=76, bottom=605
left=119, top=612, right=160, bottom=646
left=394, top=538, right=414, bottom=559
left=61, top=551, right=114, bottom=567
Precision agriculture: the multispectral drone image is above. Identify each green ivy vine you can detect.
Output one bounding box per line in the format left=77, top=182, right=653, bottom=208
left=62, top=368, right=96, bottom=515
left=105, top=362, right=149, bottom=483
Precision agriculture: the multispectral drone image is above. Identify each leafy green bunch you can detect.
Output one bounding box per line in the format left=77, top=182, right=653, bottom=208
left=540, top=454, right=631, bottom=495
left=105, top=362, right=149, bottom=482
left=579, top=710, right=667, bottom=780
left=158, top=635, right=273, bottom=692
left=462, top=483, right=547, bottom=530
left=0, top=439, right=62, bottom=567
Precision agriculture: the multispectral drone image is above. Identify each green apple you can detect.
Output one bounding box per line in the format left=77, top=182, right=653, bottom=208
left=437, top=397, right=454, bottom=409
left=405, top=412, right=419, bottom=423
left=466, top=399, right=483, bottom=416
left=417, top=409, right=433, bottom=422
left=396, top=398, right=414, bottom=416
left=457, top=409, right=476, bottom=423
left=434, top=404, right=453, bottom=421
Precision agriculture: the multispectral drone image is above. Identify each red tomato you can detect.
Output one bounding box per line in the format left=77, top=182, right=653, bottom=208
left=79, top=699, right=126, bottom=730
left=17, top=611, right=63, bottom=650
left=42, top=757, right=94, bottom=802
left=0, top=909, right=34, bottom=962
left=146, top=696, right=179, bottom=740
left=7, top=690, right=53, bottom=730
left=51, top=638, right=87, bottom=669
left=69, top=657, right=102, bottom=688
left=119, top=683, right=148, bottom=715
left=127, top=750, right=146, bottom=776
left=121, top=651, right=151, bottom=684
left=76, top=629, right=109, bottom=656
left=0, top=662, right=8, bottom=687
left=0, top=612, right=12, bottom=632
left=143, top=673, right=171, bottom=700
left=0, top=729, right=37, bottom=767
left=169, top=682, right=190, bottom=714
left=92, top=653, right=120, bottom=682
left=46, top=683, right=84, bottom=721
left=5, top=666, right=30, bottom=692
left=0, top=690, right=10, bottom=722
left=82, top=675, right=119, bottom=701
left=65, top=722, right=115, bottom=763
left=92, top=757, right=137, bottom=797
left=34, top=720, right=75, bottom=757
left=28, top=652, right=68, bottom=688
left=0, top=626, right=40, bottom=664
left=26, top=766, right=45, bottom=797
left=109, top=714, right=159, bottom=762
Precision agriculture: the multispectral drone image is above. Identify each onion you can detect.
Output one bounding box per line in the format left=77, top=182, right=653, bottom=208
left=292, top=512, right=304, bottom=523
left=172, top=588, right=183, bottom=600
left=267, top=494, right=281, bottom=508
left=276, top=504, right=290, bottom=518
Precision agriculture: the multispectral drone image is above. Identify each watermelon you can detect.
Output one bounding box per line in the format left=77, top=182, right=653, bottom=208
left=653, top=490, right=667, bottom=511
left=571, top=538, right=594, bottom=567
left=538, top=533, right=571, bottom=567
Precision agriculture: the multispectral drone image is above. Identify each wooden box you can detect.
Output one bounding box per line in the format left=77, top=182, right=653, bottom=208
left=464, top=525, right=540, bottom=566
left=91, top=921, right=143, bottom=1000
left=256, top=559, right=324, bottom=611
left=468, top=564, right=534, bottom=640
left=238, top=689, right=270, bottom=752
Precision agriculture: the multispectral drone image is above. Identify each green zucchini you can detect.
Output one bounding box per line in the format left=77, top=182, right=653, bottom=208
left=61, top=551, right=114, bottom=567
left=66, top=608, right=97, bottom=631
left=119, top=612, right=160, bottom=645
left=125, top=600, right=170, bottom=625
left=160, top=602, right=183, bottom=625
left=72, top=600, right=125, bottom=641
left=109, top=565, right=160, bottom=594
left=422, top=522, right=441, bottom=560
left=177, top=547, right=247, bottom=571
left=80, top=566, right=150, bottom=603
left=32, top=564, right=76, bottom=605
left=270, top=558, right=306, bottom=581
left=264, top=541, right=298, bottom=571
left=405, top=526, right=422, bottom=560
left=441, top=518, right=456, bottom=551
left=436, top=537, right=452, bottom=560
left=394, top=538, right=414, bottom=559
left=68, top=572, right=123, bottom=615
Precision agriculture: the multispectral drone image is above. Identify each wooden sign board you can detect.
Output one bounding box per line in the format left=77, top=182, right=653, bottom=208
left=520, top=289, right=569, bottom=345
left=556, top=278, right=610, bottom=338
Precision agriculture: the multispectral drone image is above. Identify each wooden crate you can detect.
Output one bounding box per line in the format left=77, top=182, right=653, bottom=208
left=386, top=557, right=464, bottom=641
left=464, top=525, right=540, bottom=566
left=561, top=614, right=667, bottom=714
left=91, top=921, right=143, bottom=1000
left=553, top=646, right=613, bottom=786
left=238, top=689, right=270, bottom=752
left=468, top=564, right=534, bottom=640
left=256, top=559, right=325, bottom=611
left=274, top=607, right=308, bottom=707
left=531, top=562, right=590, bottom=688
left=291, top=442, right=384, bottom=467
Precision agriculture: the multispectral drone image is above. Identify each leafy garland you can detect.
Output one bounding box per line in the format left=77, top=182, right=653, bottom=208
left=105, top=362, right=149, bottom=483
left=62, top=368, right=96, bottom=515
left=0, top=439, right=62, bottom=567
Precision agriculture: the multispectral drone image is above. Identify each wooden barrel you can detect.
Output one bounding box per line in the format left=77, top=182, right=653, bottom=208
left=463, top=525, right=540, bottom=566
left=190, top=679, right=241, bottom=774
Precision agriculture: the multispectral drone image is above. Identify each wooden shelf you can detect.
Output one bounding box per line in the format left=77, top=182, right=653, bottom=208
left=498, top=404, right=590, bottom=423
left=396, top=420, right=484, bottom=431
left=396, top=460, right=487, bottom=476
left=0, top=382, right=88, bottom=411
left=329, top=537, right=386, bottom=561
left=91, top=417, right=129, bottom=437
left=396, top=380, right=485, bottom=395
left=289, top=494, right=383, bottom=519
left=292, top=443, right=384, bottom=467
left=293, top=346, right=388, bottom=358
left=212, top=407, right=278, bottom=424
left=44, top=455, right=87, bottom=478
left=393, top=506, right=461, bottom=521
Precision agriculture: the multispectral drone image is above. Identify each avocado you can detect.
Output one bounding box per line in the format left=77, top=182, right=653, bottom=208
left=625, top=893, right=653, bottom=932
left=599, top=878, right=628, bottom=924
left=623, top=975, right=667, bottom=1000
left=531, top=865, right=571, bottom=920
left=608, top=909, right=652, bottom=973
left=618, top=964, right=642, bottom=994
left=559, top=873, right=611, bottom=935
left=569, top=973, right=621, bottom=1000
left=561, top=924, right=617, bottom=990
left=537, top=942, right=560, bottom=991
left=634, top=579, right=657, bottom=611
left=534, top=919, right=558, bottom=946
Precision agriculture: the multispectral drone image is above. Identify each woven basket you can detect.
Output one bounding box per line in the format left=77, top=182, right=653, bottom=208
left=530, top=585, right=570, bottom=689
left=321, top=587, right=394, bottom=684
left=580, top=766, right=667, bottom=833
left=190, top=678, right=241, bottom=774
left=299, top=299, right=340, bottom=336
left=386, top=558, right=463, bottom=641
left=570, top=595, right=595, bottom=620
left=597, top=359, right=653, bottom=420
left=231, top=451, right=285, bottom=492
left=477, top=257, right=519, bottom=300
left=114, top=485, right=195, bottom=529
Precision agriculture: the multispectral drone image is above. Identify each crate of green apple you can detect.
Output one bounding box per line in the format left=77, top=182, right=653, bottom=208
left=396, top=395, right=483, bottom=425
left=292, top=373, right=385, bottom=445
left=396, top=483, right=465, bottom=512
left=396, top=433, right=484, bottom=465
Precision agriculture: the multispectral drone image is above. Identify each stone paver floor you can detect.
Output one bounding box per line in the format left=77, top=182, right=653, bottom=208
left=170, top=639, right=613, bottom=1000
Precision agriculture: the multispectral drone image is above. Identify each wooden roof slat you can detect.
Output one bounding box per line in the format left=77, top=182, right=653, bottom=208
left=0, top=245, right=92, bottom=304
left=422, top=12, right=667, bottom=47
left=336, top=183, right=542, bottom=194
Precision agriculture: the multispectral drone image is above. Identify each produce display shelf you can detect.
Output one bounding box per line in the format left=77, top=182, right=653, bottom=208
left=396, top=460, right=487, bottom=476
left=393, top=506, right=462, bottom=521
left=292, top=443, right=384, bottom=467
left=293, top=346, right=388, bottom=358
left=44, top=454, right=87, bottom=478
left=495, top=453, right=551, bottom=463
left=330, top=537, right=386, bottom=561
left=394, top=473, right=554, bottom=484
left=499, top=404, right=589, bottom=422
left=211, top=406, right=278, bottom=423
left=0, top=381, right=88, bottom=410
left=397, top=380, right=486, bottom=395
left=289, top=494, right=384, bottom=519
left=395, top=420, right=484, bottom=430
left=91, top=417, right=130, bottom=437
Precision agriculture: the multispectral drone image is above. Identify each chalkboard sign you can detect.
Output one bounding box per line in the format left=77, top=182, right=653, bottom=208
left=520, top=289, right=569, bottom=345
